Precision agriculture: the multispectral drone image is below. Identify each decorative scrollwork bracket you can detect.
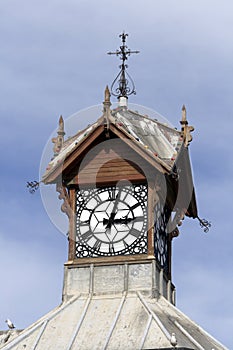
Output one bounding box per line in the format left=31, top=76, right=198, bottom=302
left=56, top=183, right=73, bottom=219
left=26, top=181, right=40, bottom=194
left=197, top=216, right=211, bottom=233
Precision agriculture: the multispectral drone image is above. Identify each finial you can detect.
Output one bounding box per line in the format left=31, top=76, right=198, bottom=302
left=181, top=104, right=188, bottom=124
left=52, top=115, right=65, bottom=157
left=103, top=86, right=111, bottom=135
left=59, top=115, right=64, bottom=131
left=180, top=105, right=194, bottom=147
left=103, top=85, right=111, bottom=110
left=104, top=85, right=111, bottom=103
left=108, top=32, right=139, bottom=99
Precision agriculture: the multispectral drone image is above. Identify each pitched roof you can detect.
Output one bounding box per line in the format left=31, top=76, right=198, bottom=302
left=42, top=103, right=184, bottom=183
left=0, top=292, right=227, bottom=350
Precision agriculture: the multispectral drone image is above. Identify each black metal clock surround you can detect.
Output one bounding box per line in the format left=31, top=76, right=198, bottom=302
left=154, top=201, right=170, bottom=272
left=76, top=183, right=148, bottom=258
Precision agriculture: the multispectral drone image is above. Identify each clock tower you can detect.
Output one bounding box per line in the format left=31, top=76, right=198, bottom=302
left=1, top=33, right=226, bottom=350
left=42, top=78, right=197, bottom=306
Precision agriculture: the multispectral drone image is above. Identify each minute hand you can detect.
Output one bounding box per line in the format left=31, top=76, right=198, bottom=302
left=105, top=188, right=122, bottom=229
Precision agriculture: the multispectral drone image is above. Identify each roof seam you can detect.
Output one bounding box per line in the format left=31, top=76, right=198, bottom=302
left=137, top=292, right=171, bottom=342
left=66, top=294, right=92, bottom=350
left=139, top=314, right=153, bottom=350
left=173, top=320, right=205, bottom=350
left=31, top=319, right=48, bottom=350
left=102, top=292, right=127, bottom=350
left=0, top=295, right=81, bottom=350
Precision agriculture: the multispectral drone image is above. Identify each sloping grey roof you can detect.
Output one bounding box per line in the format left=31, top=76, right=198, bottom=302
left=0, top=292, right=227, bottom=350
left=43, top=104, right=182, bottom=181
left=111, top=107, right=181, bottom=161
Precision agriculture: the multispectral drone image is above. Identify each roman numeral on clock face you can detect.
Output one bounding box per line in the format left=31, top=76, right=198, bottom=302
left=130, top=228, right=141, bottom=238
left=133, top=216, right=144, bottom=222
left=93, top=239, right=102, bottom=251
left=123, top=240, right=129, bottom=249
left=108, top=187, right=117, bottom=201
left=109, top=243, right=115, bottom=254
left=81, top=230, right=93, bottom=242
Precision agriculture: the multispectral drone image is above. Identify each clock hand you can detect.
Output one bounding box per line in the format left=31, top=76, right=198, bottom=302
left=105, top=187, right=123, bottom=229
left=104, top=215, right=144, bottom=226
left=103, top=217, right=130, bottom=227
left=114, top=217, right=133, bottom=225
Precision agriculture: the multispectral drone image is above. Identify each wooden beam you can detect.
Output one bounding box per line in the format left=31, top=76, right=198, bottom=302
left=147, top=180, right=155, bottom=256
left=68, top=188, right=76, bottom=261
left=65, top=254, right=155, bottom=267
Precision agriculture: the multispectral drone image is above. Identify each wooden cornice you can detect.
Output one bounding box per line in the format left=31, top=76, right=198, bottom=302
left=64, top=254, right=155, bottom=267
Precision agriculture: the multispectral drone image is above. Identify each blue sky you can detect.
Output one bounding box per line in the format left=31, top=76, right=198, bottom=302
left=0, top=0, right=232, bottom=348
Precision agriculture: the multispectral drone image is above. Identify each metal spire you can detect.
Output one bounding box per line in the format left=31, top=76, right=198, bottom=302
left=108, top=32, right=139, bottom=99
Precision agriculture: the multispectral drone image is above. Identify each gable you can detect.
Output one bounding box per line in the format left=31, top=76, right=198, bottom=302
left=43, top=124, right=168, bottom=185
left=65, top=136, right=155, bottom=186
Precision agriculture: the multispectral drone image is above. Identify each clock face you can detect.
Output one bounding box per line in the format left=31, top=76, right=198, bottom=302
left=154, top=202, right=170, bottom=271
left=76, top=183, right=148, bottom=257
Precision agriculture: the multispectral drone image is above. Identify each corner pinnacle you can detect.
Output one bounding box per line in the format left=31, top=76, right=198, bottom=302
left=181, top=105, right=187, bottom=125
left=180, top=105, right=194, bottom=147
left=104, top=85, right=111, bottom=103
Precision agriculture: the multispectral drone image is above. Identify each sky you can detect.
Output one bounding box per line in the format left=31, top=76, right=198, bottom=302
left=0, top=0, right=232, bottom=348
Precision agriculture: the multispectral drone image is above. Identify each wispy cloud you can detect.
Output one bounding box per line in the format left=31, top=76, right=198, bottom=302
left=0, top=0, right=232, bottom=348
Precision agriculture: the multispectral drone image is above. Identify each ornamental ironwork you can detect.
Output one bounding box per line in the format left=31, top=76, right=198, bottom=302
left=108, top=32, right=139, bottom=99
left=26, top=180, right=40, bottom=194
left=154, top=202, right=171, bottom=273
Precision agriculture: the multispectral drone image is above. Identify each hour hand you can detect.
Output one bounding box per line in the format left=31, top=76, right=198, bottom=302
left=114, top=217, right=133, bottom=225
left=104, top=215, right=143, bottom=227
left=105, top=213, right=116, bottom=229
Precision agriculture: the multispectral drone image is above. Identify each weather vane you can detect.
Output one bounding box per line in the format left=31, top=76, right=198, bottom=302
left=108, top=32, right=139, bottom=99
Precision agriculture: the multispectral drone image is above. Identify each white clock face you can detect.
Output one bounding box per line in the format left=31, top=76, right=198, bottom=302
left=76, top=184, right=148, bottom=257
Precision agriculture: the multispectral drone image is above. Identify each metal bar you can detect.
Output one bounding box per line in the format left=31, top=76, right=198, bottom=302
left=124, top=263, right=128, bottom=292
left=173, top=320, right=205, bottom=350
left=102, top=293, right=127, bottom=350
left=31, top=319, right=48, bottom=350
left=66, top=295, right=92, bottom=350
left=1, top=295, right=80, bottom=350
left=147, top=179, right=154, bottom=256
left=139, top=314, right=152, bottom=350
left=137, top=291, right=171, bottom=341
left=89, top=264, right=94, bottom=293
